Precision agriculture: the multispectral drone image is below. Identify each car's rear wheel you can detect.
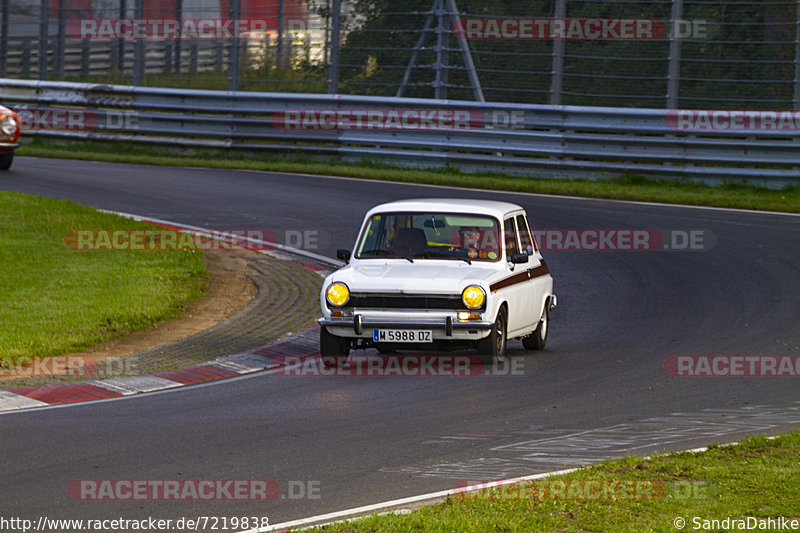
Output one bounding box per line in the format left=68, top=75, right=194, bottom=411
left=478, top=307, right=507, bottom=364
left=320, top=327, right=350, bottom=368
left=523, top=302, right=549, bottom=351
left=0, top=152, right=13, bottom=170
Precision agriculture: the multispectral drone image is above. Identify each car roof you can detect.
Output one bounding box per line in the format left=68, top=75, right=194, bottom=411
left=365, top=198, right=524, bottom=219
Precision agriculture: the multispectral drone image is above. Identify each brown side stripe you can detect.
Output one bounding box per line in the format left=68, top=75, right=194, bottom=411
left=490, top=259, right=550, bottom=292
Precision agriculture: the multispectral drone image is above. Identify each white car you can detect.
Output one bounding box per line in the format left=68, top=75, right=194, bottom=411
left=318, top=199, right=556, bottom=365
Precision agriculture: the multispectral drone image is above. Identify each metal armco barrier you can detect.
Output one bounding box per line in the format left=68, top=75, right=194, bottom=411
left=2, top=78, right=799, bottom=187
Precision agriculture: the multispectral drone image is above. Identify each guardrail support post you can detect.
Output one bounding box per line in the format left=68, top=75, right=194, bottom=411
left=228, top=0, right=241, bottom=91
left=133, top=0, right=144, bottom=85
left=667, top=0, right=683, bottom=109
left=327, top=0, right=340, bottom=94
left=550, top=0, right=565, bottom=105
left=38, top=0, right=49, bottom=80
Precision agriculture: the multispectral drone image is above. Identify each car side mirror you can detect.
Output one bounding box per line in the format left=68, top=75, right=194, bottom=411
left=510, top=252, right=529, bottom=264
left=337, top=249, right=351, bottom=263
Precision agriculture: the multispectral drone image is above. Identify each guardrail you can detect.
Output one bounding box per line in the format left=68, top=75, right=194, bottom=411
left=2, top=78, right=799, bottom=187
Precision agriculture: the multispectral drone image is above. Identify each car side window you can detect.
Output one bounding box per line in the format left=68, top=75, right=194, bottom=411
left=504, top=217, right=519, bottom=257
left=516, top=214, right=535, bottom=255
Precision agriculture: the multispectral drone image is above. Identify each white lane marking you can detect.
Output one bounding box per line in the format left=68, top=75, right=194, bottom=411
left=0, top=365, right=284, bottom=416
left=96, top=209, right=344, bottom=266
left=244, top=435, right=782, bottom=533
left=243, top=468, right=579, bottom=533
left=228, top=167, right=800, bottom=218
left=20, top=155, right=800, bottom=217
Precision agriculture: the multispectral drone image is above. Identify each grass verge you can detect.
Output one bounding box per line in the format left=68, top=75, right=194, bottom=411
left=315, top=431, right=800, bottom=532
left=0, top=190, right=207, bottom=357
left=17, top=138, right=799, bottom=214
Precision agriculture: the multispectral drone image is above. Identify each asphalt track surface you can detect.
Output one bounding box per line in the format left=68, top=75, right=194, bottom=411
left=1, top=157, right=799, bottom=528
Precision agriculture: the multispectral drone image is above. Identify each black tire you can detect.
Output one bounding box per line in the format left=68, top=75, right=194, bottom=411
left=523, top=302, right=549, bottom=351
left=320, top=327, right=350, bottom=368
left=478, top=307, right=507, bottom=364
left=0, top=152, right=13, bottom=170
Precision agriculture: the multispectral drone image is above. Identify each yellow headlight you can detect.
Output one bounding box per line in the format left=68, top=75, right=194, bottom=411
left=326, top=282, right=350, bottom=307
left=461, top=285, right=485, bottom=309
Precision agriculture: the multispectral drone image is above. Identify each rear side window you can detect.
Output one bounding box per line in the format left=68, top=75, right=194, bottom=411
left=504, top=217, right=519, bottom=256
left=516, top=214, right=535, bottom=254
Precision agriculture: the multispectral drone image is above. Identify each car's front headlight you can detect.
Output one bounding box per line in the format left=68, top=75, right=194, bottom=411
left=325, top=282, right=350, bottom=307
left=1, top=115, right=19, bottom=137
left=461, top=285, right=485, bottom=310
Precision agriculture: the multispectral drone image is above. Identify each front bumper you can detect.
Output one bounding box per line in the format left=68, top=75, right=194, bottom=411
left=318, top=315, right=493, bottom=339
left=0, top=142, right=19, bottom=152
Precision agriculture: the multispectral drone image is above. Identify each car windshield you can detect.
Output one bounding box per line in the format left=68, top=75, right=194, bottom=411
left=355, top=212, right=501, bottom=262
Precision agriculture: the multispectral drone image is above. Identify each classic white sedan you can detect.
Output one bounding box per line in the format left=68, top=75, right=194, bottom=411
left=318, top=199, right=556, bottom=365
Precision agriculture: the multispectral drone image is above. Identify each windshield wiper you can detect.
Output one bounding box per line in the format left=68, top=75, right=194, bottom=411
left=414, top=250, right=472, bottom=264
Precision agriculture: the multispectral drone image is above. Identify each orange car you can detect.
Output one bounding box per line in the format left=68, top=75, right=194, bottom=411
left=0, top=104, right=21, bottom=170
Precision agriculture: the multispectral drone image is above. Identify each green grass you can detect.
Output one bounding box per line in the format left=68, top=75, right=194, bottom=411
left=0, top=190, right=207, bottom=357
left=315, top=432, right=800, bottom=532
left=17, top=138, right=800, bottom=214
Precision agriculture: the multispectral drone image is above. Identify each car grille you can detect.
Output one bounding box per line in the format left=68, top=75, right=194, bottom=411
left=346, top=293, right=466, bottom=310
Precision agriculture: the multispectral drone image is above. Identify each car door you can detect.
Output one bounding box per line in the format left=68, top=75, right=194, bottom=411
left=497, top=215, right=530, bottom=336
left=516, top=213, right=548, bottom=331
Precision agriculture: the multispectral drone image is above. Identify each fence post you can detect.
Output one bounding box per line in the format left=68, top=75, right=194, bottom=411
left=1, top=0, right=8, bottom=77
left=277, top=0, right=285, bottom=67
left=22, top=38, right=32, bottom=78
left=666, top=0, right=683, bottom=109
left=55, top=0, right=66, bottom=77
left=39, top=0, right=50, bottom=80
left=549, top=0, right=565, bottom=105
left=327, top=0, right=340, bottom=94
left=434, top=0, right=448, bottom=100
left=81, top=39, right=89, bottom=76
left=227, top=0, right=240, bottom=91
left=117, top=0, right=126, bottom=72
left=794, top=1, right=800, bottom=108
left=133, top=0, right=144, bottom=85
left=174, top=0, right=182, bottom=74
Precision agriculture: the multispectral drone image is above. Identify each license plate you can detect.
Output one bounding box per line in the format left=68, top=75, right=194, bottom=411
left=373, top=329, right=432, bottom=343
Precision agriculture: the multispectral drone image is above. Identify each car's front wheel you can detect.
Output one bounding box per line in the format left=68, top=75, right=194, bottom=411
left=320, top=327, right=350, bottom=368
left=478, top=307, right=507, bottom=364
left=523, top=302, right=549, bottom=351
left=0, top=152, right=13, bottom=170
